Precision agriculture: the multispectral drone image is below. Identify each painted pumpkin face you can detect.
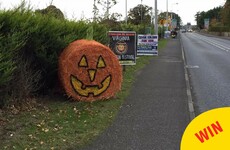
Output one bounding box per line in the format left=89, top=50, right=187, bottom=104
left=70, top=55, right=111, bottom=97
left=115, top=41, right=128, bottom=54
left=59, top=40, right=122, bottom=102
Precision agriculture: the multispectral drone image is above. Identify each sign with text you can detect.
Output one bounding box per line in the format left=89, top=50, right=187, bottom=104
left=108, top=31, right=136, bottom=65
left=204, top=18, right=210, bottom=29
left=171, top=19, right=177, bottom=29
left=137, top=34, right=158, bottom=56
left=181, top=107, right=230, bottom=150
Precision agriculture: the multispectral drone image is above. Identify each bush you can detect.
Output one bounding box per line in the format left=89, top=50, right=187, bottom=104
left=209, top=26, right=230, bottom=32
left=0, top=26, right=26, bottom=107
left=0, top=4, right=156, bottom=107
left=120, top=23, right=154, bottom=34
left=0, top=7, right=109, bottom=107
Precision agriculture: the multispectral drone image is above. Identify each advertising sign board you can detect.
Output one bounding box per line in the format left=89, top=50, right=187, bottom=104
left=204, top=18, right=210, bottom=29
left=171, top=19, right=177, bottom=29
left=137, top=34, right=158, bottom=56
left=108, top=31, right=136, bottom=65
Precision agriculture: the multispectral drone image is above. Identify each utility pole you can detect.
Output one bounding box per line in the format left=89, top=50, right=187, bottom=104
left=171, top=3, right=178, bottom=19
left=141, top=0, right=143, bottom=24
left=93, top=0, right=96, bottom=21
left=106, top=0, right=109, bottom=19
left=155, top=0, right=158, bottom=34
left=166, top=0, right=168, bottom=31
left=125, top=0, right=127, bottom=24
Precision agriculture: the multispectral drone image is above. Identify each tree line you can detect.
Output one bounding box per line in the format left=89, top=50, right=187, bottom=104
left=195, top=0, right=230, bottom=31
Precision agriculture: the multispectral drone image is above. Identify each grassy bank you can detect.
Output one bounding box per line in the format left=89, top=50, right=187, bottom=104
left=0, top=39, right=167, bottom=150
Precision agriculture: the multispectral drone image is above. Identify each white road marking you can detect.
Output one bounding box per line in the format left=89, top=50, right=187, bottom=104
left=191, top=33, right=230, bottom=52
left=186, top=65, right=200, bottom=69
left=180, top=37, right=196, bottom=120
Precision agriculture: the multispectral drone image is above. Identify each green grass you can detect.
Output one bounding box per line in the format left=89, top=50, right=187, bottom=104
left=0, top=39, right=167, bottom=150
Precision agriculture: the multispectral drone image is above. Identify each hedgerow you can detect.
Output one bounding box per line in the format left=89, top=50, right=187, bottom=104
left=209, top=26, right=230, bottom=32
left=0, top=7, right=109, bottom=107
left=0, top=5, right=154, bottom=107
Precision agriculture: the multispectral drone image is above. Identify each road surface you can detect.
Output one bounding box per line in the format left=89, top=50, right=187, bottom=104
left=181, top=32, right=230, bottom=115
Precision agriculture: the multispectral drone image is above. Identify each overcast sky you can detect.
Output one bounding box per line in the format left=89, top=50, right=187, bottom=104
left=0, top=0, right=226, bottom=25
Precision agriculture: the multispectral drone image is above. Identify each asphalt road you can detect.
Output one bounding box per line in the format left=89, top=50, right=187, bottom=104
left=79, top=37, right=190, bottom=150
left=181, top=32, right=230, bottom=114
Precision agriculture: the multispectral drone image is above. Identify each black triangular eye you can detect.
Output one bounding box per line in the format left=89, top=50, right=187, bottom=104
left=78, top=55, right=88, bottom=67
left=97, top=56, right=106, bottom=68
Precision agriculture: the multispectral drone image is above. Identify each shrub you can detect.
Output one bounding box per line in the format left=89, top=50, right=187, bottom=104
left=120, top=23, right=154, bottom=34
left=0, top=6, right=109, bottom=106
left=0, top=27, right=26, bottom=107
left=209, top=26, right=230, bottom=32
left=0, top=3, right=156, bottom=107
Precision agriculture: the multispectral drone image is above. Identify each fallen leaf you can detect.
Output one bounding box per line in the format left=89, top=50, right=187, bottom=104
left=42, top=128, right=49, bottom=132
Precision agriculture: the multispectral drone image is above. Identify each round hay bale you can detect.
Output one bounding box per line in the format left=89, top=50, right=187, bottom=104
left=59, top=39, right=122, bottom=102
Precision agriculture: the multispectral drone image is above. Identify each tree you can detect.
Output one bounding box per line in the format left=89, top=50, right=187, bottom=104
left=195, top=11, right=205, bottom=29
left=92, top=0, right=122, bottom=30
left=93, top=0, right=100, bottom=21
left=99, top=13, right=123, bottom=30
left=36, top=5, right=65, bottom=20
left=128, top=4, right=152, bottom=25
left=169, top=12, right=181, bottom=28
left=195, top=6, right=222, bottom=29
left=95, top=0, right=117, bottom=19
left=221, top=0, right=230, bottom=26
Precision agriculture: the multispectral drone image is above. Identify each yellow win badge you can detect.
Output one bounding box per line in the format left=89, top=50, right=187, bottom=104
left=181, top=107, right=230, bottom=150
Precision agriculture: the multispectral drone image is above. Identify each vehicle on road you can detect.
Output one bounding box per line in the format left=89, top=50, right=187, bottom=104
left=181, top=29, right=186, bottom=33
left=171, top=30, right=177, bottom=38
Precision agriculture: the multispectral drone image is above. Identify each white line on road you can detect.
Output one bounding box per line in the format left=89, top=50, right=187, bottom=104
left=192, top=33, right=230, bottom=52
left=186, top=65, right=200, bottom=69
left=180, top=37, right=196, bottom=120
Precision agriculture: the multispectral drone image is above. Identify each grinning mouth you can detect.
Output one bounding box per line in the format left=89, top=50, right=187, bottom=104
left=70, top=75, right=111, bottom=97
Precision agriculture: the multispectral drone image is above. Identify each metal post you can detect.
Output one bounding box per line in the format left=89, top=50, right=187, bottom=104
left=166, top=0, right=168, bottom=31
left=123, top=66, right=126, bottom=72
left=93, top=0, right=96, bottom=22
left=106, top=0, right=109, bottom=19
left=125, top=0, right=127, bottom=24
left=171, top=3, right=178, bottom=20
left=141, top=0, right=143, bottom=24
left=155, top=0, right=158, bottom=35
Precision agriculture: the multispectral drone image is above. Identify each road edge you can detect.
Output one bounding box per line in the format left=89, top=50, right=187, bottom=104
left=180, top=36, right=196, bottom=121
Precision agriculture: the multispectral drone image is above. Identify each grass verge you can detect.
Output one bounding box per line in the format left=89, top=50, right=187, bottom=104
left=0, top=39, right=167, bottom=150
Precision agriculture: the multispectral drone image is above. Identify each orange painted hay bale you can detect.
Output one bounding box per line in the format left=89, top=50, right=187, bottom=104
left=59, top=39, right=122, bottom=102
